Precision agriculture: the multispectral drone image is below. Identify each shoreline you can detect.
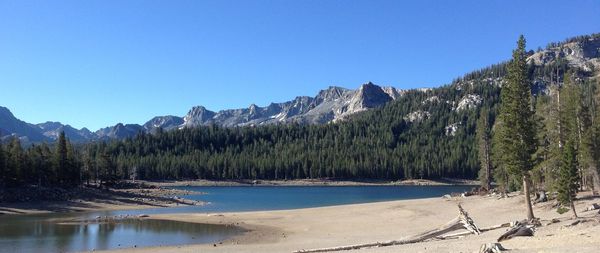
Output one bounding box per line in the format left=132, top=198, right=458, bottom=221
left=2, top=185, right=600, bottom=252
left=146, top=178, right=479, bottom=187
left=102, top=192, right=600, bottom=253
left=0, top=184, right=202, bottom=216
left=0, top=179, right=476, bottom=216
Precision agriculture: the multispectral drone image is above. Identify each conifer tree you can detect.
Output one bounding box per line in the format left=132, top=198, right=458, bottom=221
left=558, top=140, right=579, bottom=217
left=66, top=141, right=79, bottom=187
left=6, top=137, right=24, bottom=187
left=476, top=108, right=492, bottom=190
left=496, top=35, right=537, bottom=220
left=581, top=78, right=600, bottom=195
left=539, top=85, right=562, bottom=191
left=54, top=131, right=68, bottom=186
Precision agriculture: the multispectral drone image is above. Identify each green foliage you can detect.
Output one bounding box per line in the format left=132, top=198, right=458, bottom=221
left=557, top=141, right=580, bottom=206
left=5, top=138, right=24, bottom=187
left=495, top=35, right=537, bottom=178
left=79, top=80, right=499, bottom=181
left=54, top=131, right=68, bottom=186
left=556, top=206, right=570, bottom=214
left=533, top=92, right=561, bottom=191
left=494, top=35, right=538, bottom=219
left=561, top=72, right=582, bottom=144
left=0, top=132, right=79, bottom=188
left=51, top=132, right=80, bottom=187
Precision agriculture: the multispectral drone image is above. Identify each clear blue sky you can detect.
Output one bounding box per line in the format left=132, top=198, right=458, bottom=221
left=1, top=0, right=599, bottom=130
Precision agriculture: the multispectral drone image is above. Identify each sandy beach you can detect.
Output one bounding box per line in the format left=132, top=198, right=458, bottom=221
left=94, top=192, right=600, bottom=253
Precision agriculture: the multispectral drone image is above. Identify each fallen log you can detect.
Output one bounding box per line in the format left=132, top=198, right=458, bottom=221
left=497, top=221, right=535, bottom=242
left=479, top=243, right=507, bottom=253
left=293, top=204, right=480, bottom=253
left=439, top=222, right=512, bottom=239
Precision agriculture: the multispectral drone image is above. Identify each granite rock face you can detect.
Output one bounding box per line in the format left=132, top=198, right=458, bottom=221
left=180, top=82, right=405, bottom=127
left=527, top=35, right=600, bottom=72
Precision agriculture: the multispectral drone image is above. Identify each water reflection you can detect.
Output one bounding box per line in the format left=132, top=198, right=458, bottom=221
left=0, top=216, right=242, bottom=253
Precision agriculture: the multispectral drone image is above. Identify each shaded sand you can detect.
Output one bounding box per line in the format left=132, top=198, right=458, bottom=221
left=99, top=192, right=600, bottom=253
left=0, top=200, right=171, bottom=215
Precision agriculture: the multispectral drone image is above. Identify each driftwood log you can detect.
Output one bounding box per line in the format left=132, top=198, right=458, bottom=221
left=439, top=222, right=512, bottom=239
left=497, top=221, right=536, bottom=242
left=479, top=243, right=507, bottom=253
left=293, top=204, right=481, bottom=253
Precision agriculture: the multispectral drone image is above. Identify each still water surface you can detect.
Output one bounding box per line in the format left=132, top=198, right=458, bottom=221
left=0, top=185, right=472, bottom=252
left=0, top=215, right=242, bottom=253
left=174, top=185, right=474, bottom=212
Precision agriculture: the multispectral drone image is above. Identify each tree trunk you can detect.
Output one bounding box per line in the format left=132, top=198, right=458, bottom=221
left=485, top=143, right=492, bottom=191
left=590, top=165, right=600, bottom=196
left=557, top=82, right=563, bottom=149
left=523, top=174, right=535, bottom=220
left=570, top=200, right=578, bottom=218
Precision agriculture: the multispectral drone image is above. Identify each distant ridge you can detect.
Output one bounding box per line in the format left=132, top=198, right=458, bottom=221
left=0, top=82, right=405, bottom=142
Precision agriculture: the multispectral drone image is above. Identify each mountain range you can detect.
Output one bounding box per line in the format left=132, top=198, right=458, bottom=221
left=0, top=82, right=406, bottom=142
left=2, top=33, right=599, bottom=143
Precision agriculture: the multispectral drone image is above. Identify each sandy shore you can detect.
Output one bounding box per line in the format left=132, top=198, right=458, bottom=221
left=100, top=192, right=600, bottom=253
left=0, top=186, right=201, bottom=215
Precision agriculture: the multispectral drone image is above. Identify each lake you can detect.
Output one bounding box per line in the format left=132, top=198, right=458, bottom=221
left=0, top=216, right=242, bottom=253
left=172, top=185, right=474, bottom=212
left=0, top=185, right=472, bottom=252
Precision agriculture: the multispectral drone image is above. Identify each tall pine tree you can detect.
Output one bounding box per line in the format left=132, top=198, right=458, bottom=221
left=54, top=131, right=69, bottom=186
left=558, top=140, right=579, bottom=217
left=6, top=137, right=24, bottom=187
left=496, top=35, right=537, bottom=220
left=476, top=108, right=492, bottom=191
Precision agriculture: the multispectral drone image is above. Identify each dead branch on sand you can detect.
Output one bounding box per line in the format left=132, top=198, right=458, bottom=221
left=479, top=242, right=507, bottom=253
left=497, top=221, right=536, bottom=242
left=294, top=204, right=498, bottom=253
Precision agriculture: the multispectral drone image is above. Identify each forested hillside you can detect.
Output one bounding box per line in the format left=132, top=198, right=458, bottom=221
left=1, top=33, right=599, bottom=187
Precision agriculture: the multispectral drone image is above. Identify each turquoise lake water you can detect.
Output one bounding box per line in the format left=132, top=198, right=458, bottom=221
left=173, top=185, right=473, bottom=212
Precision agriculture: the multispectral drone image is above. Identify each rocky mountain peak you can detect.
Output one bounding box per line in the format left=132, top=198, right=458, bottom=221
left=143, top=115, right=184, bottom=132
left=0, top=107, right=49, bottom=142
left=0, top=106, right=14, bottom=117
left=355, top=82, right=393, bottom=108
left=381, top=86, right=406, bottom=100
left=96, top=123, right=144, bottom=140
left=183, top=106, right=216, bottom=127
left=1, top=83, right=406, bottom=141
left=37, top=121, right=64, bottom=131
left=527, top=34, right=600, bottom=71
left=315, top=86, right=349, bottom=102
